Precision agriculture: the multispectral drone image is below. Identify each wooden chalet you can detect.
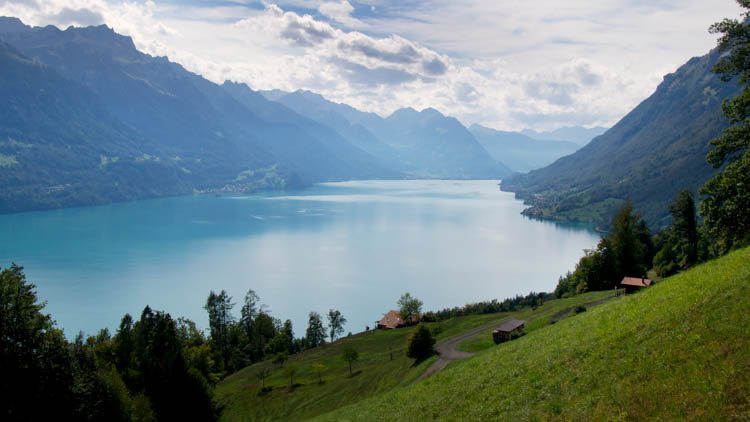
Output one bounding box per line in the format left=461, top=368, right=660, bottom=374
left=620, top=276, right=653, bottom=294
left=376, top=310, right=421, bottom=330
left=492, top=319, right=526, bottom=344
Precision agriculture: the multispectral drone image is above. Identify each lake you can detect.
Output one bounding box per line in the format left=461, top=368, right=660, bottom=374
left=0, top=180, right=600, bottom=338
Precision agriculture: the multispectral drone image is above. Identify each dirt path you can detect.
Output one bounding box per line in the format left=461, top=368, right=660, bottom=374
left=414, top=318, right=509, bottom=383
left=414, top=296, right=618, bottom=383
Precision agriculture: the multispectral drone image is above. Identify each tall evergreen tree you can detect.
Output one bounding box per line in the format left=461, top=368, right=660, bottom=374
left=133, top=307, right=218, bottom=422
left=239, top=289, right=259, bottom=344
left=0, top=264, right=76, bottom=421
left=204, top=290, right=234, bottom=370
left=609, top=199, right=649, bottom=278
left=282, top=319, right=295, bottom=353
left=114, top=314, right=134, bottom=374
left=249, top=312, right=277, bottom=361
left=700, top=3, right=750, bottom=248
left=670, top=190, right=699, bottom=266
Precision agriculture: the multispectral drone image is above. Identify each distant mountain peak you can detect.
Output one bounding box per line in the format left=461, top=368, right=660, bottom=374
left=293, top=89, right=327, bottom=102
left=420, top=107, right=444, bottom=117
left=0, top=16, right=28, bottom=33
left=66, top=23, right=137, bottom=51
left=388, top=107, right=419, bottom=119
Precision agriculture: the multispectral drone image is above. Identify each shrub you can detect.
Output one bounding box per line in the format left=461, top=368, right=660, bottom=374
left=406, top=324, right=435, bottom=361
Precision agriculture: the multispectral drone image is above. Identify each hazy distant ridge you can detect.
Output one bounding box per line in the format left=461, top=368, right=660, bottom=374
left=270, top=90, right=511, bottom=179
left=521, top=126, right=608, bottom=145
left=469, top=124, right=580, bottom=173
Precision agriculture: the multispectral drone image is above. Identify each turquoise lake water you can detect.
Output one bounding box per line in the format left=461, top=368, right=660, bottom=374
left=0, top=180, right=601, bottom=338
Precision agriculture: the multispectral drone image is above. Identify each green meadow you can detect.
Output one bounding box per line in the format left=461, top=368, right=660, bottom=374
left=217, top=291, right=618, bottom=421
left=315, top=246, right=750, bottom=421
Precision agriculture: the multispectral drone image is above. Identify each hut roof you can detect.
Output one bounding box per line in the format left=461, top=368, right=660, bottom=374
left=377, top=310, right=403, bottom=329
left=494, top=318, right=526, bottom=333
left=620, top=276, right=653, bottom=288
left=377, top=310, right=420, bottom=329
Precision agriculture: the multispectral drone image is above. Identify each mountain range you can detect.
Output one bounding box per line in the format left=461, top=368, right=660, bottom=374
left=502, top=46, right=739, bottom=230
left=0, top=16, right=596, bottom=214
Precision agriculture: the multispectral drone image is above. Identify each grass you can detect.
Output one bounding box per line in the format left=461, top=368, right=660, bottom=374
left=313, top=246, right=750, bottom=421
left=457, top=290, right=614, bottom=354
left=217, top=313, right=498, bottom=421
left=217, top=292, right=617, bottom=421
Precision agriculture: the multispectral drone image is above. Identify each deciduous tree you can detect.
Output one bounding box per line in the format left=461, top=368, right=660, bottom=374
left=306, top=311, right=326, bottom=348
left=397, top=292, right=423, bottom=324
left=283, top=364, right=299, bottom=389
left=341, top=348, right=359, bottom=376
left=327, top=309, right=347, bottom=343
left=257, top=367, right=271, bottom=389
left=312, top=362, right=327, bottom=384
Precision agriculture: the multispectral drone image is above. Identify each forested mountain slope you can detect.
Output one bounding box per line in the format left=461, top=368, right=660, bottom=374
left=0, top=39, right=202, bottom=213
left=221, top=82, right=400, bottom=177
left=502, top=47, right=740, bottom=230
left=0, top=17, right=400, bottom=212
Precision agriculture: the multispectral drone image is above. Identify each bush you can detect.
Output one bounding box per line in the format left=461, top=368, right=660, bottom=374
left=422, top=312, right=440, bottom=323
left=574, top=305, right=587, bottom=314
left=406, top=324, right=435, bottom=361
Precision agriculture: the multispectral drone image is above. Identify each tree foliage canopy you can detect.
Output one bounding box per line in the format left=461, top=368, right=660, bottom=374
left=406, top=324, right=436, bottom=362
left=306, top=311, right=326, bottom=348
left=701, top=2, right=750, bottom=247
left=341, top=348, right=359, bottom=376
left=1, top=265, right=218, bottom=421
left=554, top=200, right=652, bottom=297
left=397, top=292, right=423, bottom=323
left=327, top=309, right=347, bottom=343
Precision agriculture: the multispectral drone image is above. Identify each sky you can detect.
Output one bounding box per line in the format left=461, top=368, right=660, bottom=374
left=0, top=0, right=744, bottom=131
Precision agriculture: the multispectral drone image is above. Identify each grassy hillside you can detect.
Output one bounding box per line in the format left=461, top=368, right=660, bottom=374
left=216, top=291, right=612, bottom=421
left=315, top=246, right=750, bottom=421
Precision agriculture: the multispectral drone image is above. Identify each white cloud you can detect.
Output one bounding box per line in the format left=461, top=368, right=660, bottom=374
left=0, top=0, right=744, bottom=131
left=318, top=0, right=363, bottom=28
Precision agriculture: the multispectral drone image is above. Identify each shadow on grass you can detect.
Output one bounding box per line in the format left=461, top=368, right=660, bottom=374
left=409, top=351, right=436, bottom=368
left=347, top=370, right=363, bottom=378
left=257, top=386, right=273, bottom=396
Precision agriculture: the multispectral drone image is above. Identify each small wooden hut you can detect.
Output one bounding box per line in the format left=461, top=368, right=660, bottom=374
left=492, top=319, right=526, bottom=344
left=620, top=276, right=653, bottom=294
left=376, top=310, right=421, bottom=330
